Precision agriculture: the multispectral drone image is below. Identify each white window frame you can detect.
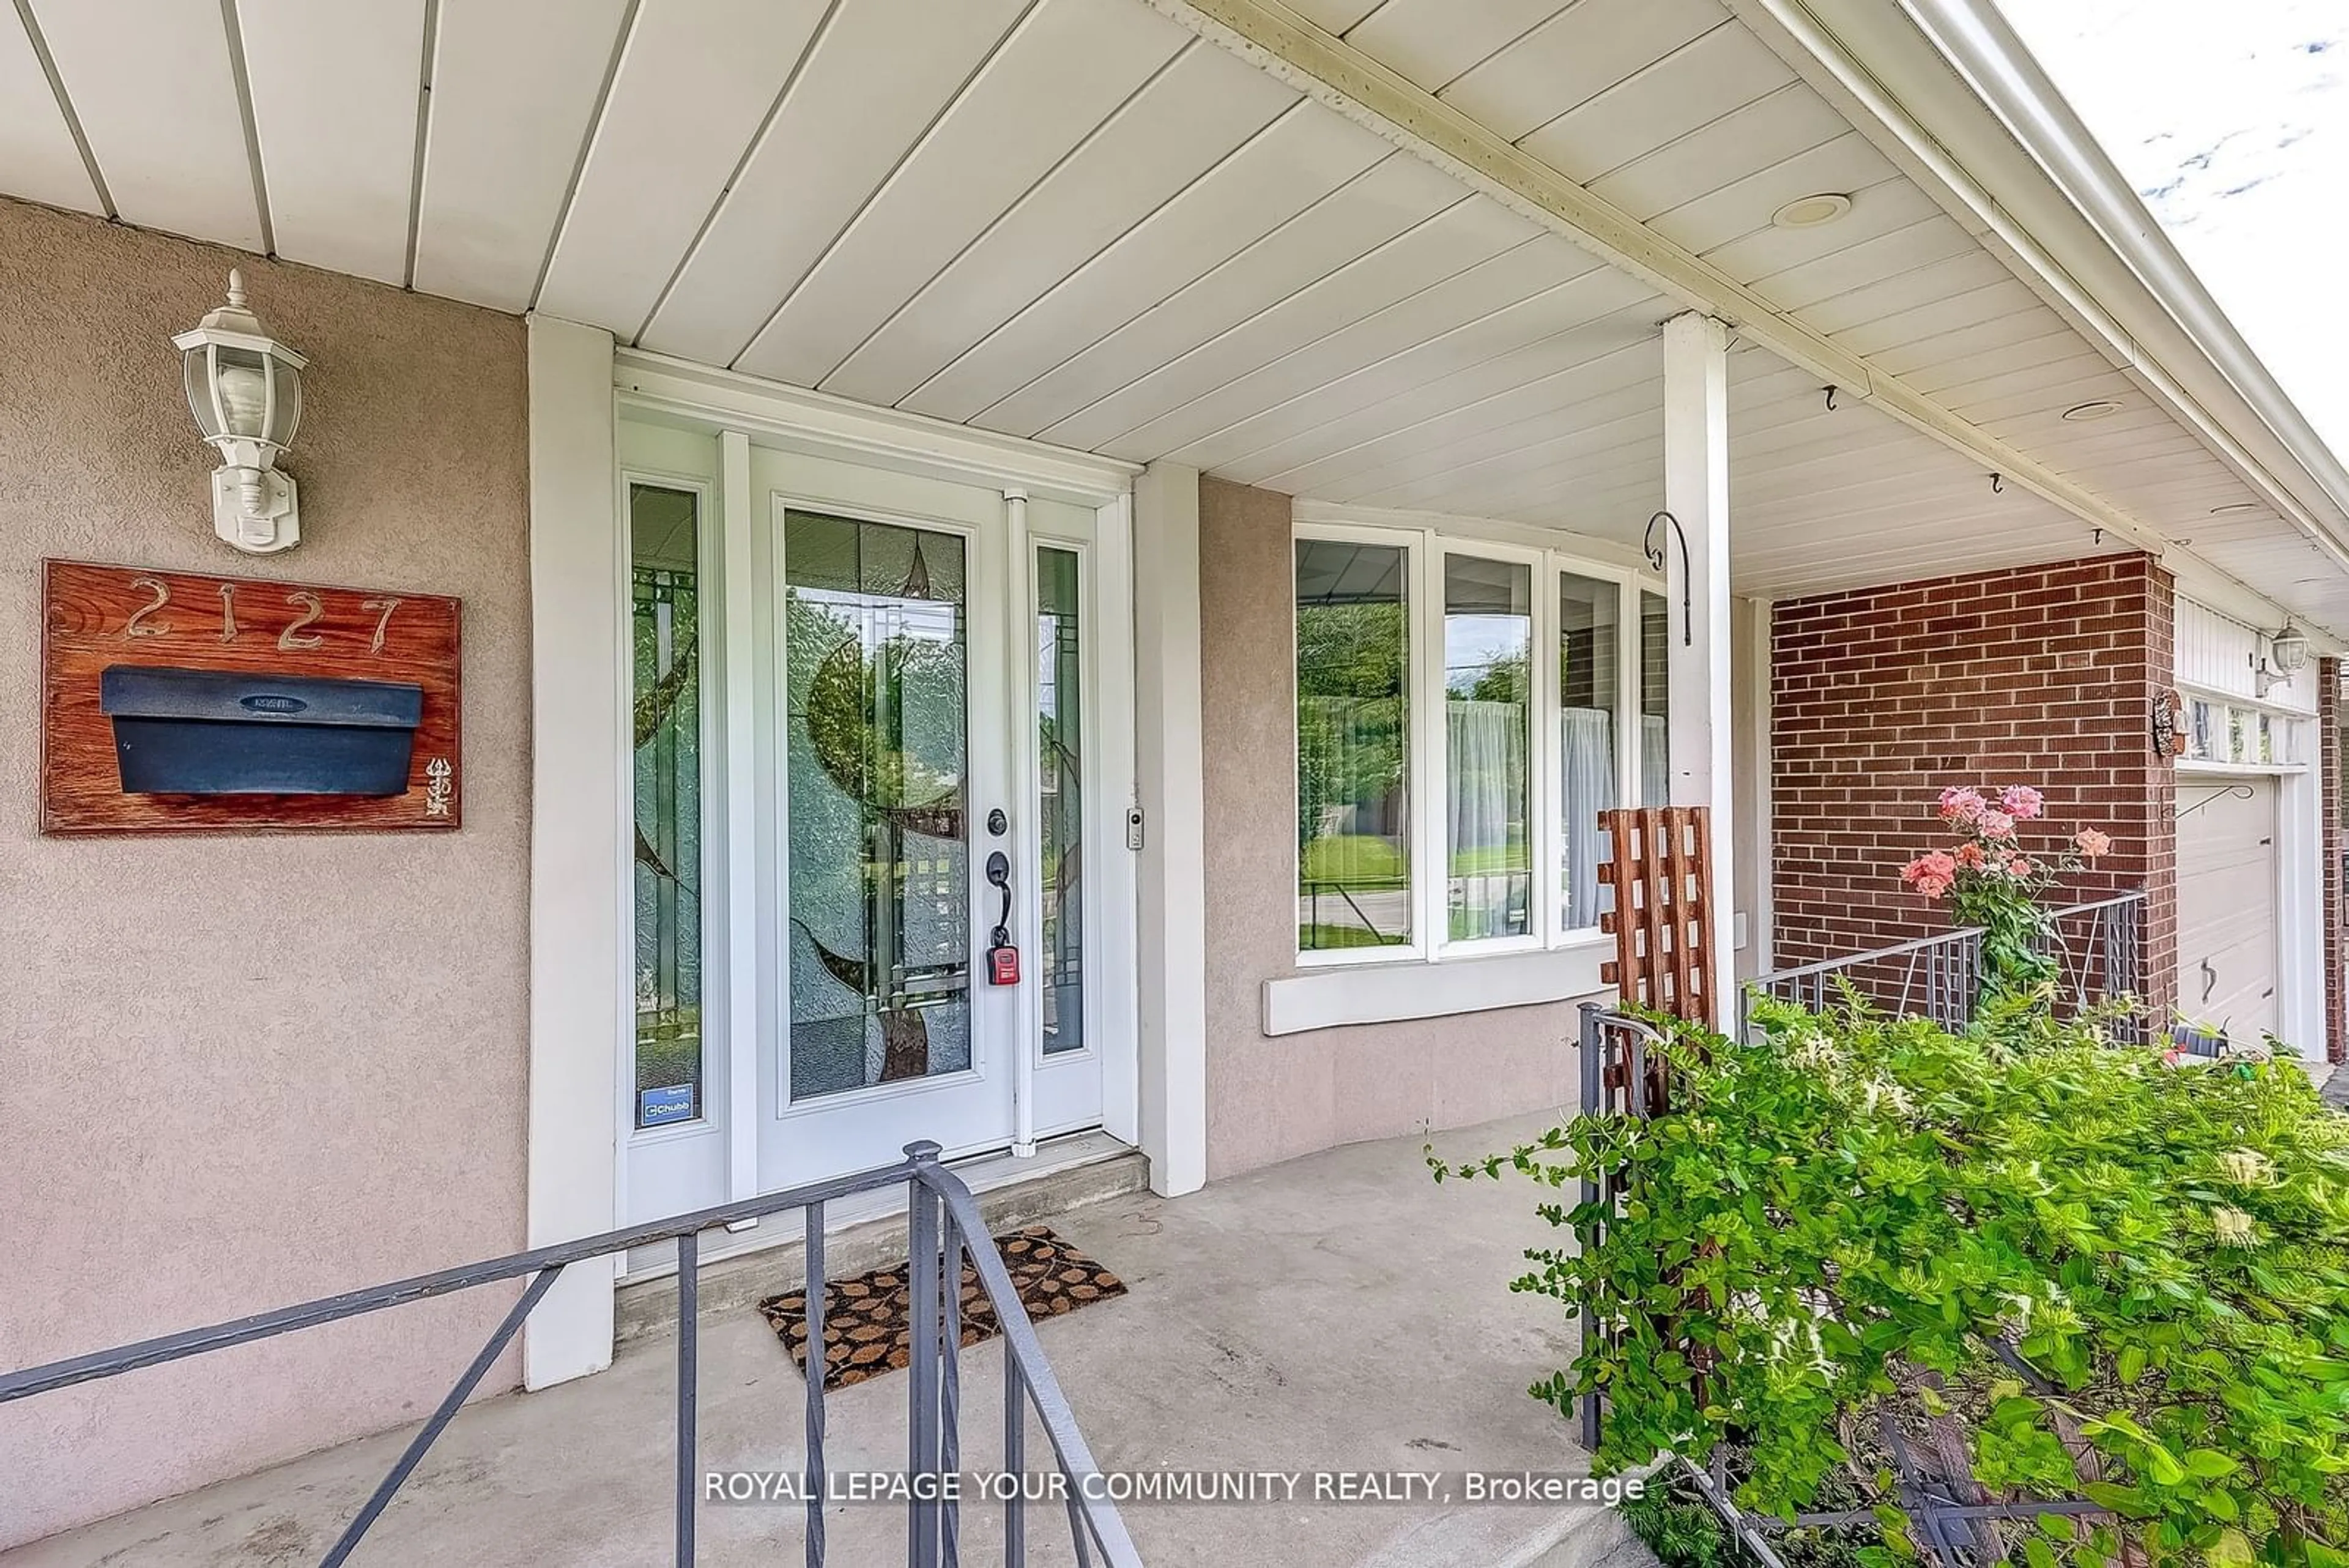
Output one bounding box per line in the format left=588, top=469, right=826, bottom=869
left=1293, top=517, right=1657, bottom=969
left=620, top=465, right=724, bottom=1148
left=2180, top=683, right=2315, bottom=770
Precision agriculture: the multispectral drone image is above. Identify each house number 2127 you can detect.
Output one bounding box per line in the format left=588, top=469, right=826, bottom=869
left=123, top=577, right=401, bottom=655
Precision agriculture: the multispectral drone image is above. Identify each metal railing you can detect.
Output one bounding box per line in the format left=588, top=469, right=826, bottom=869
left=2039, top=893, right=2146, bottom=1043
left=0, top=1141, right=1141, bottom=1568
left=1740, top=924, right=1985, bottom=1039
left=1739, top=892, right=2147, bottom=1044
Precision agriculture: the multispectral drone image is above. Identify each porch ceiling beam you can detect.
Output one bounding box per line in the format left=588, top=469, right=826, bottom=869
left=1140, top=0, right=2187, bottom=567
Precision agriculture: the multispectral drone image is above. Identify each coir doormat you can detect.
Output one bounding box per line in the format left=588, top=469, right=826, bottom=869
left=757, top=1226, right=1126, bottom=1391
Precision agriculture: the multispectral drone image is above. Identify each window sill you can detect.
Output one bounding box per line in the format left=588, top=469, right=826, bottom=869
left=2176, top=759, right=2303, bottom=777
left=1262, top=937, right=1611, bottom=1037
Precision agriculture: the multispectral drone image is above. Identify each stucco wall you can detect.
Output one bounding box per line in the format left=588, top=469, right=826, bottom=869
left=0, top=200, right=532, bottom=1547
left=1197, top=477, right=1579, bottom=1180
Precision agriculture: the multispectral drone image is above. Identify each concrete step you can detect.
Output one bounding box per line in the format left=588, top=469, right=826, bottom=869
left=614, top=1137, right=1151, bottom=1345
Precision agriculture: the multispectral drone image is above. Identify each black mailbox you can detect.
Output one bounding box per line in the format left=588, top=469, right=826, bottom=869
left=100, top=666, right=425, bottom=796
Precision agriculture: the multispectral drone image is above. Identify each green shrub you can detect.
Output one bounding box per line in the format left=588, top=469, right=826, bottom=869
left=1439, top=997, right=2349, bottom=1565
left=1621, top=1462, right=1873, bottom=1568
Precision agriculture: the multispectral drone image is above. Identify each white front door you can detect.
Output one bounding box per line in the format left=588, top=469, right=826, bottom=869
left=749, top=445, right=1107, bottom=1191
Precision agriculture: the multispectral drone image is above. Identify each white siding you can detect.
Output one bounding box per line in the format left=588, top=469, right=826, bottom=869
left=2176, top=598, right=2317, bottom=715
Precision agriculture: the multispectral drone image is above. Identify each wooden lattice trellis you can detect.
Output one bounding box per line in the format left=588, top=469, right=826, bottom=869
left=1597, top=806, right=1717, bottom=1025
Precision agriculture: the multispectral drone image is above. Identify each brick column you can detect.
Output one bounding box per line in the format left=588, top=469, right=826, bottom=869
left=2323, top=658, right=2345, bottom=1064
left=2138, top=567, right=2178, bottom=1022
left=1772, top=553, right=2176, bottom=1016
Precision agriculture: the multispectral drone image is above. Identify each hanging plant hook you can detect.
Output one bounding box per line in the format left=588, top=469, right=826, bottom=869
left=1823, top=385, right=1839, bottom=413
left=1645, top=509, right=1693, bottom=647
left=1991, top=472, right=2003, bottom=495
left=2173, top=782, right=2257, bottom=822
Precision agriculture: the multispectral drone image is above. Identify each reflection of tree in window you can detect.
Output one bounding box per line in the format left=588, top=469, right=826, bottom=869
left=1295, top=540, right=1411, bottom=951
left=1038, top=548, right=1085, bottom=1055
left=785, top=515, right=971, bottom=1099
left=1443, top=556, right=1531, bottom=942
left=1559, top=575, right=1619, bottom=932
left=631, top=483, right=703, bottom=1126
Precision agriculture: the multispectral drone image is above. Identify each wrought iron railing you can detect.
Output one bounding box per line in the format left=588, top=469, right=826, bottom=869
left=1739, top=892, right=2146, bottom=1044
left=0, top=1142, right=1140, bottom=1568
left=1740, top=925, right=1985, bottom=1039
left=2038, top=893, right=2147, bottom=1042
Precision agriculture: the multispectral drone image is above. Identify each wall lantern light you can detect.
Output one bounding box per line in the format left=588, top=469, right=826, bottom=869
left=174, top=269, right=306, bottom=554
left=2255, top=621, right=2311, bottom=696
left=2271, top=623, right=2311, bottom=675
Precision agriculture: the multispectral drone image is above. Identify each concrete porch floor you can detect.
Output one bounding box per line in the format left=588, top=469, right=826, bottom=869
left=2, top=1113, right=1655, bottom=1568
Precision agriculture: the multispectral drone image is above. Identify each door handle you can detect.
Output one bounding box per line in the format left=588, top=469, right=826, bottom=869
left=985, top=849, right=1012, bottom=946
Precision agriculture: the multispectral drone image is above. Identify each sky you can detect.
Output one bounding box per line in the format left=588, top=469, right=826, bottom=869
left=1994, top=0, right=2349, bottom=456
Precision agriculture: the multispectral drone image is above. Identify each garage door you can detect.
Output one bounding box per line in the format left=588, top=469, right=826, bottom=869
left=2175, top=778, right=2279, bottom=1044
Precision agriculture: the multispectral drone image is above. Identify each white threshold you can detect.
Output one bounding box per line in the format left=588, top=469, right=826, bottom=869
left=614, top=1127, right=1137, bottom=1286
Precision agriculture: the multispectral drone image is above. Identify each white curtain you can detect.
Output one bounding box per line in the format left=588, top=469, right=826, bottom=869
left=1447, top=699, right=1526, bottom=939
left=1640, top=713, right=1671, bottom=808
left=1559, top=707, right=1616, bottom=931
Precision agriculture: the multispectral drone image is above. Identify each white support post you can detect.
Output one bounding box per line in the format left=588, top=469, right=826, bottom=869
left=1004, top=488, right=1041, bottom=1159
left=718, top=430, right=759, bottom=1203
left=1132, top=462, right=1209, bottom=1197
left=522, top=314, right=621, bottom=1388
left=1662, top=313, right=1738, bottom=1028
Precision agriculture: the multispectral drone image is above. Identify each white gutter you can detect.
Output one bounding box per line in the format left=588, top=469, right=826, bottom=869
left=1903, top=0, right=2349, bottom=529
left=1731, top=0, right=2349, bottom=586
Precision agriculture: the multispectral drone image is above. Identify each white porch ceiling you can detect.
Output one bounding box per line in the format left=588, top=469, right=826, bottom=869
left=6, top=0, right=2343, bottom=623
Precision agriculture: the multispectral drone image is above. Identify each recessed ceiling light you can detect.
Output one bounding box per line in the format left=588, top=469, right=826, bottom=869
left=2060, top=399, right=2125, bottom=421
left=2211, top=502, right=2262, bottom=515
left=1772, top=193, right=1854, bottom=229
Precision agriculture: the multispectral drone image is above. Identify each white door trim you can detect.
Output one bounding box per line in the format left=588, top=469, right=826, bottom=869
left=528, top=338, right=1182, bottom=1381
left=2176, top=759, right=2321, bottom=1059
left=614, top=349, right=1137, bottom=507
left=522, top=314, right=623, bottom=1391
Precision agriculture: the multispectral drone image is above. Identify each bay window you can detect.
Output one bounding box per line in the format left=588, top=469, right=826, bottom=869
left=1296, top=521, right=1661, bottom=965
left=1443, top=555, right=1532, bottom=942
left=1639, top=589, right=1671, bottom=807
left=1295, top=537, right=1412, bottom=953
left=1557, top=573, right=1620, bottom=934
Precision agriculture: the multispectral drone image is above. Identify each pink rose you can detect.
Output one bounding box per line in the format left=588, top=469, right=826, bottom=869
left=1954, top=842, right=1987, bottom=869
left=1978, top=811, right=2016, bottom=839
left=1901, top=850, right=1958, bottom=897
left=1938, top=786, right=1986, bottom=823
left=2000, top=784, right=2044, bottom=820
left=2074, top=827, right=2112, bottom=859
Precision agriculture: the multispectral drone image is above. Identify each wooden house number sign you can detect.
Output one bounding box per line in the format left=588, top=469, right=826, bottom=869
left=42, top=559, right=462, bottom=834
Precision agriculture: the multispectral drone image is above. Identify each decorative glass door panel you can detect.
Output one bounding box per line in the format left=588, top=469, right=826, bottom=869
left=783, top=512, right=973, bottom=1101
left=633, top=483, right=706, bottom=1126
left=745, top=442, right=1114, bottom=1192
left=1037, top=546, right=1084, bottom=1058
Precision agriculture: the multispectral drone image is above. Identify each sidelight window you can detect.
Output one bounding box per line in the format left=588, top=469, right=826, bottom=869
left=630, top=482, right=706, bottom=1128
